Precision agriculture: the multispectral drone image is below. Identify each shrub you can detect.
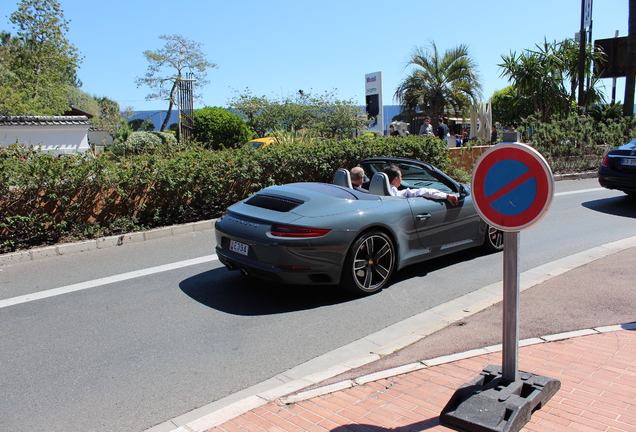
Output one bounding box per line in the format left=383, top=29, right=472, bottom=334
left=111, top=131, right=178, bottom=156
left=192, top=106, right=254, bottom=150
left=155, top=131, right=178, bottom=146
left=518, top=114, right=636, bottom=173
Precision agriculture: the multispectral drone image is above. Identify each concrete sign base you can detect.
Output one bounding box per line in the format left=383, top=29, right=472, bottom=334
left=440, top=366, right=561, bottom=432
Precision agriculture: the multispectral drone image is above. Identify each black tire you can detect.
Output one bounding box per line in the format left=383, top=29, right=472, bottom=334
left=341, top=231, right=396, bottom=295
left=483, top=225, right=504, bottom=252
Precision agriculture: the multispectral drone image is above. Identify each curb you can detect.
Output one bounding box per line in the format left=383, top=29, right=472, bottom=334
left=552, top=171, right=597, bottom=181
left=0, top=219, right=215, bottom=266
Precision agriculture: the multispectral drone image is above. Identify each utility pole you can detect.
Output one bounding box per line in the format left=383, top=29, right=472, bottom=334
left=577, top=0, right=587, bottom=108
left=624, top=0, right=636, bottom=116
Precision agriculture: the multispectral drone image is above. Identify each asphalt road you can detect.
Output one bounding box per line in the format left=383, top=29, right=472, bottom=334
left=1, top=177, right=634, bottom=432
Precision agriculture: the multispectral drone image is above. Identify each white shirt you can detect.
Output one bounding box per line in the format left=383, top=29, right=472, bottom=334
left=390, top=185, right=449, bottom=200
left=419, top=124, right=433, bottom=136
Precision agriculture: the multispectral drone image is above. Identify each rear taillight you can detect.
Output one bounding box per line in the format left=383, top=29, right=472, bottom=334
left=601, top=155, right=609, bottom=167
left=270, top=224, right=331, bottom=238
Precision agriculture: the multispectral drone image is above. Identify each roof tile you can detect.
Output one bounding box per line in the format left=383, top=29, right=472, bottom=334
left=0, top=116, right=92, bottom=126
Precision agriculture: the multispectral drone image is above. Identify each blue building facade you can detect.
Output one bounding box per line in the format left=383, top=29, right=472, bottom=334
left=127, top=110, right=180, bottom=131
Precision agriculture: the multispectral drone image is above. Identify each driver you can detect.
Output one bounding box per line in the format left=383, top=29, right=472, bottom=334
left=383, top=165, right=459, bottom=206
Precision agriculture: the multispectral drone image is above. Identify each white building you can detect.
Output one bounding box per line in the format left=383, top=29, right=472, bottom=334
left=0, top=115, right=92, bottom=155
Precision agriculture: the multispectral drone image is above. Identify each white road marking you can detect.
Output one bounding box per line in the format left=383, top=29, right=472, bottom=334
left=554, top=187, right=605, bottom=197
left=0, top=255, right=219, bottom=309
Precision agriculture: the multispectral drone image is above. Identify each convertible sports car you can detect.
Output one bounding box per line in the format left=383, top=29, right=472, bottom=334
left=215, top=157, right=504, bottom=295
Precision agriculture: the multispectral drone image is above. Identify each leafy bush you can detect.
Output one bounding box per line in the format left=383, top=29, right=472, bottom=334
left=518, top=114, right=636, bottom=173
left=128, top=118, right=155, bottom=131
left=111, top=131, right=177, bottom=156
left=192, top=106, right=254, bottom=150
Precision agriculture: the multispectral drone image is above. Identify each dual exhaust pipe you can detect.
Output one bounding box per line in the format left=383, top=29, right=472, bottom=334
left=225, top=261, right=249, bottom=277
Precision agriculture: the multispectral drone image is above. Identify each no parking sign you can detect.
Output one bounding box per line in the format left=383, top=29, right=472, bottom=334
left=471, top=143, right=554, bottom=232
left=442, top=143, right=560, bottom=430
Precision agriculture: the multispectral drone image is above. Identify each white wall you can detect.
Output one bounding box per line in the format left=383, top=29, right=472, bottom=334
left=0, top=123, right=91, bottom=155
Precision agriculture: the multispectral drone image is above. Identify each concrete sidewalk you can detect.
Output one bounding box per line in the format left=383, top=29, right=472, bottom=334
left=204, top=324, right=636, bottom=432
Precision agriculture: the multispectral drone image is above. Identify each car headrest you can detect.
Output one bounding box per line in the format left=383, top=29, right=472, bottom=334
left=368, top=172, right=393, bottom=196
left=333, top=168, right=353, bottom=189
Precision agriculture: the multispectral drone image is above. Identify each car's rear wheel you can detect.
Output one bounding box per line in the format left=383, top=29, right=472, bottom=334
left=483, top=225, right=504, bottom=252
left=341, top=231, right=395, bottom=295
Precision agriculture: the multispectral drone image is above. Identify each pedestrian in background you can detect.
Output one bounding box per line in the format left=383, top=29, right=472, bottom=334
left=419, top=117, right=433, bottom=136
left=437, top=118, right=448, bottom=140
left=490, top=125, right=498, bottom=145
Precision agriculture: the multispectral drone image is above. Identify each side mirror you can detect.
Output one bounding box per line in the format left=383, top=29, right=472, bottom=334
left=459, top=184, right=470, bottom=197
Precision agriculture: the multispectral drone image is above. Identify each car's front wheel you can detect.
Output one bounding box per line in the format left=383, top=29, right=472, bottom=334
left=341, top=231, right=395, bottom=295
left=483, top=225, right=504, bottom=252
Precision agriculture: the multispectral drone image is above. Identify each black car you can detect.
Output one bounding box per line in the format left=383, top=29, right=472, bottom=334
left=598, top=138, right=636, bottom=196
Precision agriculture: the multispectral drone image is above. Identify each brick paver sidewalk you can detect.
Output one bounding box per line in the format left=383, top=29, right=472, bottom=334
left=206, top=329, right=636, bottom=432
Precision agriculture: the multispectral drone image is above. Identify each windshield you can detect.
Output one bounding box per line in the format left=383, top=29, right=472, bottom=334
left=363, top=160, right=457, bottom=193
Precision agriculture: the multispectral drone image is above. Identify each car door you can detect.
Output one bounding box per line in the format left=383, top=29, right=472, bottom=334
left=409, top=193, right=482, bottom=256
left=360, top=157, right=482, bottom=255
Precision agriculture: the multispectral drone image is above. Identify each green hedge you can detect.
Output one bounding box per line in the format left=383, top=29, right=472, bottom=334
left=519, top=115, right=636, bottom=172
left=0, top=136, right=447, bottom=252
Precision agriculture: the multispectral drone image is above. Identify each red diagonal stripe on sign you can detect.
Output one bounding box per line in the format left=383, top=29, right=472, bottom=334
left=486, top=169, right=535, bottom=204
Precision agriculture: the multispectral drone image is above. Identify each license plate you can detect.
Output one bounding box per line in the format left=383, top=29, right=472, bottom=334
left=229, top=240, right=249, bottom=256
left=622, top=158, right=636, bottom=166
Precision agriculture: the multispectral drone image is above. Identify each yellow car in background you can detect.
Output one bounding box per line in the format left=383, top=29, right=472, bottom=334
left=247, top=137, right=279, bottom=149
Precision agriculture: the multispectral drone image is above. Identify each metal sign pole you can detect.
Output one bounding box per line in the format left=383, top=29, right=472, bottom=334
left=502, top=230, right=520, bottom=382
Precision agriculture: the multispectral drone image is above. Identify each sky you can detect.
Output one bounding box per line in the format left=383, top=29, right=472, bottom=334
left=0, top=0, right=630, bottom=113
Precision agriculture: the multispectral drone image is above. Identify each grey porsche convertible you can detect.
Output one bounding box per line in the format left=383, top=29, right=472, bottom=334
left=215, top=157, right=504, bottom=295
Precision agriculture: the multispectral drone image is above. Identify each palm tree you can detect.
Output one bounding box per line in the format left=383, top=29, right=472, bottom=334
left=394, top=42, right=482, bottom=122
left=499, top=42, right=571, bottom=122
left=499, top=39, right=607, bottom=121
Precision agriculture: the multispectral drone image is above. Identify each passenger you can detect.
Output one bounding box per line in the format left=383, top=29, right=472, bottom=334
left=350, top=166, right=369, bottom=193
left=383, top=165, right=458, bottom=206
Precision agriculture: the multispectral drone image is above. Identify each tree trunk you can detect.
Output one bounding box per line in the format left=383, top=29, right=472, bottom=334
left=624, top=0, right=636, bottom=116
left=160, top=80, right=179, bottom=131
